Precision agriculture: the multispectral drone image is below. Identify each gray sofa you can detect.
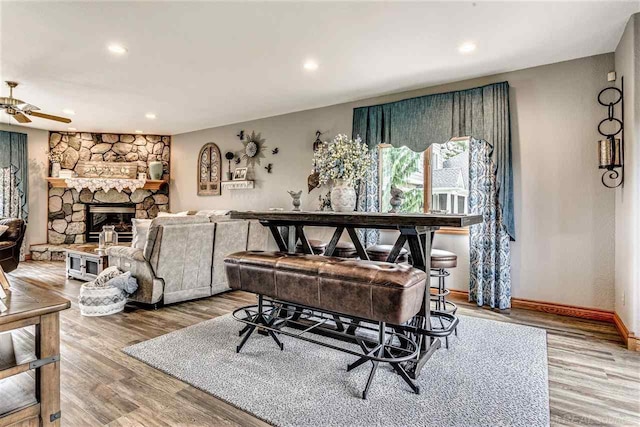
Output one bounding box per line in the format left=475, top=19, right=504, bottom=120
left=107, top=216, right=268, bottom=305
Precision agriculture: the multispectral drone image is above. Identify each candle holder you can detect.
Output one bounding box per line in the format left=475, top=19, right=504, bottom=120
left=597, top=79, right=624, bottom=188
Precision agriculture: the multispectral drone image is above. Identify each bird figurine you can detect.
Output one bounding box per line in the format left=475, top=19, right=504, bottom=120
left=272, top=147, right=279, bottom=155
left=234, top=157, right=241, bottom=165
left=237, top=130, right=245, bottom=140
left=389, top=185, right=405, bottom=213
left=265, top=163, right=273, bottom=173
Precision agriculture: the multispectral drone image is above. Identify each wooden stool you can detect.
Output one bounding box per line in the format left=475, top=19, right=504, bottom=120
left=365, top=244, right=409, bottom=263
left=295, top=239, right=328, bottom=255
left=332, top=241, right=358, bottom=258
left=430, top=249, right=458, bottom=348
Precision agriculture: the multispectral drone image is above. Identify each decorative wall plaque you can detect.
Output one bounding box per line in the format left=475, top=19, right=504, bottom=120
left=198, top=142, right=222, bottom=196
left=77, top=161, right=137, bottom=179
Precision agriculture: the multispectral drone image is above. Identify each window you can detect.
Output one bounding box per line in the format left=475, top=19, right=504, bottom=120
left=379, top=137, right=470, bottom=216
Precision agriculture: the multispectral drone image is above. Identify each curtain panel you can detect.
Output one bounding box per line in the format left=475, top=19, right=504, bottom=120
left=352, top=81, right=514, bottom=241
left=0, top=131, right=29, bottom=222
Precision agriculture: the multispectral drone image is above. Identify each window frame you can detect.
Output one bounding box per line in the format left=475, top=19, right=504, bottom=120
left=380, top=137, right=471, bottom=235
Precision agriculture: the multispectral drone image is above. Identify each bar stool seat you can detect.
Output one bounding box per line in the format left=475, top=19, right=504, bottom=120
left=365, top=244, right=409, bottom=263
left=430, top=248, right=458, bottom=349
left=332, top=241, right=358, bottom=258
left=295, top=239, right=328, bottom=255
left=430, top=249, right=457, bottom=269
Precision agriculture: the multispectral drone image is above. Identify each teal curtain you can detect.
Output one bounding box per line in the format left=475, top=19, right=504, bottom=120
left=0, top=131, right=29, bottom=222
left=352, top=81, right=514, bottom=241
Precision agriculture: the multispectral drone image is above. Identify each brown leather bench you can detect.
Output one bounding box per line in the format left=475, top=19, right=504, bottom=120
left=224, top=251, right=427, bottom=398
left=224, top=251, right=426, bottom=325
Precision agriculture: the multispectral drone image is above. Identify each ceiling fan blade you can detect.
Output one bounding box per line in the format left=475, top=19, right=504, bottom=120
left=13, top=112, right=32, bottom=123
left=28, top=111, right=72, bottom=123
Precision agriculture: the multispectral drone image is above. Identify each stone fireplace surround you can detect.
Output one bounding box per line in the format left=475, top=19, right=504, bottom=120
left=35, top=131, right=171, bottom=259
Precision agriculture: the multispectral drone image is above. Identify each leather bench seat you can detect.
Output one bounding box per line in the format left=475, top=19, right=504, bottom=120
left=225, top=251, right=426, bottom=325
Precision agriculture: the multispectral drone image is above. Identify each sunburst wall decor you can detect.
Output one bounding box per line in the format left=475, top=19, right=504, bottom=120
left=238, top=131, right=267, bottom=167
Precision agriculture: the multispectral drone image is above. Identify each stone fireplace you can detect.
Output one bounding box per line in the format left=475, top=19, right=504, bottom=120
left=41, top=131, right=171, bottom=250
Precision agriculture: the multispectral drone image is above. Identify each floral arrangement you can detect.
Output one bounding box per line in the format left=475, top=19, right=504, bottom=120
left=313, top=134, right=371, bottom=186
left=46, top=150, right=63, bottom=164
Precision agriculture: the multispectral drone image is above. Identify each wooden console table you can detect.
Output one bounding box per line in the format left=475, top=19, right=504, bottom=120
left=0, top=285, right=70, bottom=426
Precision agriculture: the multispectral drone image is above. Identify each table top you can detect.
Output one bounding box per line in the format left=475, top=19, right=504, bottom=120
left=0, top=285, right=70, bottom=326
left=230, top=210, right=483, bottom=229
left=65, top=244, right=108, bottom=257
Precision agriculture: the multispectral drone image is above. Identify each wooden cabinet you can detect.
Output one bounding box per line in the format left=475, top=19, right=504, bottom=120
left=65, top=245, right=108, bottom=282
left=0, top=285, right=69, bottom=426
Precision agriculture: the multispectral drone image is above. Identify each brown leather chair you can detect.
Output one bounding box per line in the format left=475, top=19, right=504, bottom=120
left=0, top=218, right=26, bottom=273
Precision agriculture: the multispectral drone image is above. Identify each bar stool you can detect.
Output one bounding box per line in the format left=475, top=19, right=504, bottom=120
left=332, top=241, right=358, bottom=258
left=365, top=244, right=409, bottom=263
left=430, top=249, right=458, bottom=348
left=295, top=239, right=328, bottom=255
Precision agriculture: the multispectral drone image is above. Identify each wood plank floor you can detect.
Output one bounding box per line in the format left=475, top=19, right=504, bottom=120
left=4, top=261, right=640, bottom=426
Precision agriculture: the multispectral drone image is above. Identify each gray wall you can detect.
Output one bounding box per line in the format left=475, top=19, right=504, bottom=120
left=172, top=53, right=616, bottom=311
left=614, top=13, right=639, bottom=335
left=0, top=123, right=49, bottom=252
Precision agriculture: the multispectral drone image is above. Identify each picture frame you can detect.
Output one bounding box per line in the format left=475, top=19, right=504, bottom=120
left=233, top=167, right=248, bottom=181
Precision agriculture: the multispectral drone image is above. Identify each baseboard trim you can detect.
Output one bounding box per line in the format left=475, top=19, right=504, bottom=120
left=614, top=312, right=639, bottom=351
left=448, top=290, right=614, bottom=323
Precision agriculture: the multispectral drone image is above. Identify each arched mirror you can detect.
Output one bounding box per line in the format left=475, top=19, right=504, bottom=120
left=198, top=142, right=222, bottom=195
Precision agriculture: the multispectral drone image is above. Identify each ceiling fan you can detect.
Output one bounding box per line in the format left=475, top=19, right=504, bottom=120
left=0, top=81, right=71, bottom=124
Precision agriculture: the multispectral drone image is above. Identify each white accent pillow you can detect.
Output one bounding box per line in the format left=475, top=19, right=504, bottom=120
left=194, top=210, right=230, bottom=217
left=156, top=211, right=190, bottom=217
left=0, top=225, right=8, bottom=238
left=131, top=219, right=152, bottom=250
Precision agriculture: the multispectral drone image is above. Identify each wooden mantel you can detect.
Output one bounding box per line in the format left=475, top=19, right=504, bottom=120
left=46, top=178, right=168, bottom=191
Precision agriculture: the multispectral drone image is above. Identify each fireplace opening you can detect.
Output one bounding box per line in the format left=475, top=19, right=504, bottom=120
left=86, top=204, right=135, bottom=243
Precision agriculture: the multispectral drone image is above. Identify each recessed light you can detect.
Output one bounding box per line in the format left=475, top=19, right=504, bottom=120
left=108, top=44, right=128, bottom=55
left=68, top=127, right=76, bottom=131
left=303, top=60, right=318, bottom=71
left=145, top=113, right=156, bottom=120
left=458, top=41, right=477, bottom=54
left=63, top=109, right=75, bottom=115
left=135, top=130, right=143, bottom=134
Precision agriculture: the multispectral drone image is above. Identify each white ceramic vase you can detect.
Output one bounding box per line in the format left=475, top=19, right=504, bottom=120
left=330, top=179, right=357, bottom=212
left=51, top=162, right=61, bottom=178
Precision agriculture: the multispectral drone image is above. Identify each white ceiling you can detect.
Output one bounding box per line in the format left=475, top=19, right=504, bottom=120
left=1, top=1, right=638, bottom=136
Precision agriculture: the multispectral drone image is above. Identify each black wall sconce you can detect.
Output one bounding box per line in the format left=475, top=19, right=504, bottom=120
left=597, top=77, right=624, bottom=188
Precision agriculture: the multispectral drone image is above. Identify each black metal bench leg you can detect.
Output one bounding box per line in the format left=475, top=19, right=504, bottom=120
left=362, top=321, right=386, bottom=399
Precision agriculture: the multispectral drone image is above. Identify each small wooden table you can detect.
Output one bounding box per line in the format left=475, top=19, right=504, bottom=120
left=65, top=244, right=108, bottom=282
left=0, top=284, right=70, bottom=426
left=229, top=210, right=483, bottom=378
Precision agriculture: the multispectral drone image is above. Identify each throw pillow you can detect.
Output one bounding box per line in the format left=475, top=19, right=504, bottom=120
left=93, top=266, right=123, bottom=287
left=131, top=219, right=152, bottom=250
left=194, top=210, right=230, bottom=217
left=106, top=271, right=139, bottom=294
left=0, top=225, right=8, bottom=238
left=157, top=211, right=190, bottom=217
